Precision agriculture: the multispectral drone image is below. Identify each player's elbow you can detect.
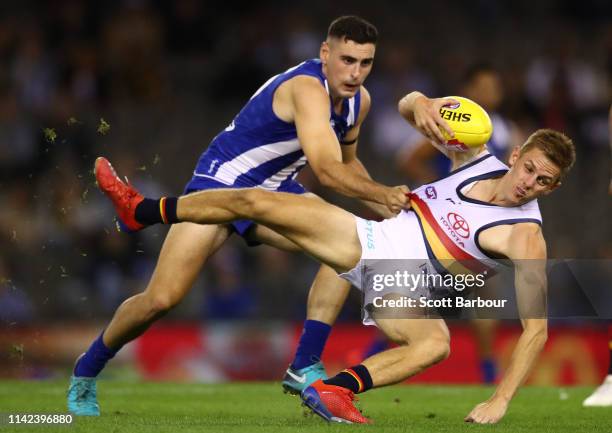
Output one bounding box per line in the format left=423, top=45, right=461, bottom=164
left=315, top=163, right=341, bottom=189
left=318, top=174, right=336, bottom=190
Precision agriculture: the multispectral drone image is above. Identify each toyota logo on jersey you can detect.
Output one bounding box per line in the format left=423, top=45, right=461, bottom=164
left=447, top=212, right=470, bottom=238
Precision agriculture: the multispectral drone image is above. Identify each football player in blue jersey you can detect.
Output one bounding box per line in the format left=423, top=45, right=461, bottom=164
left=67, top=15, right=455, bottom=416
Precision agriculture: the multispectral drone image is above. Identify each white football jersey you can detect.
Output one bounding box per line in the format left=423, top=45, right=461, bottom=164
left=408, top=151, right=542, bottom=274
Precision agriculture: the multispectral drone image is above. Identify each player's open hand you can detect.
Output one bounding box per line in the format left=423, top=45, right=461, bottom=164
left=412, top=96, right=458, bottom=145
left=384, top=185, right=411, bottom=214
left=464, top=397, right=509, bottom=424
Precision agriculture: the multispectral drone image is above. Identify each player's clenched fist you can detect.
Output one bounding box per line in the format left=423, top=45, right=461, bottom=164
left=412, top=96, right=458, bottom=145
left=398, top=92, right=457, bottom=145
left=383, top=185, right=411, bottom=214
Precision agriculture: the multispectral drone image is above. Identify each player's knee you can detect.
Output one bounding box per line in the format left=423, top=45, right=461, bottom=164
left=240, top=188, right=269, bottom=218
left=147, top=292, right=180, bottom=316
left=426, top=335, right=451, bottom=364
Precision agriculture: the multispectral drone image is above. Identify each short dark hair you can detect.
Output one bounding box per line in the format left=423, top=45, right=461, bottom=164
left=327, top=16, right=378, bottom=45
left=462, top=62, right=498, bottom=85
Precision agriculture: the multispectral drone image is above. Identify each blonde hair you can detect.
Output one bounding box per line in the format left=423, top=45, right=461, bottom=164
left=519, top=129, right=576, bottom=181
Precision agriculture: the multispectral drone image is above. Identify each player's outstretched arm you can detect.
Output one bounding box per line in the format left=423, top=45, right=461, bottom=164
left=290, top=76, right=409, bottom=214
left=339, top=87, right=398, bottom=219
left=465, top=224, right=548, bottom=424
left=342, top=155, right=398, bottom=219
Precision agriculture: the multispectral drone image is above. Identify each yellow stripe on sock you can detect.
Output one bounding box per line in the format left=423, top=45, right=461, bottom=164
left=344, top=369, right=364, bottom=393
left=159, top=197, right=168, bottom=224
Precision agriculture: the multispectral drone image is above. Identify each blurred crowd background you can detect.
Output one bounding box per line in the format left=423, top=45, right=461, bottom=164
left=0, top=0, right=611, bottom=327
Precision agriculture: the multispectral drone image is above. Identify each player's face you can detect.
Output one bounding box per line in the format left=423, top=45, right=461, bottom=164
left=503, top=147, right=561, bottom=205
left=320, top=37, right=375, bottom=99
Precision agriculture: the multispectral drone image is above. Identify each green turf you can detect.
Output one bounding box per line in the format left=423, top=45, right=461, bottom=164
left=0, top=381, right=611, bottom=432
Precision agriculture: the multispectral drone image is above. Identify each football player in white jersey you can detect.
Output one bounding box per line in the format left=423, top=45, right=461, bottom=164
left=393, top=64, right=524, bottom=384
left=67, top=16, right=456, bottom=416
left=94, top=91, right=575, bottom=424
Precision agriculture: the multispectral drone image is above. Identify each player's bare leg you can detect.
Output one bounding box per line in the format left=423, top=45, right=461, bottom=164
left=173, top=188, right=361, bottom=272
left=94, top=156, right=361, bottom=271
left=248, top=191, right=352, bottom=336
left=247, top=224, right=302, bottom=252
left=301, top=316, right=450, bottom=424
left=306, top=267, right=352, bottom=332
left=248, top=218, right=353, bottom=394
left=363, top=317, right=450, bottom=386
left=245, top=191, right=333, bottom=251
left=68, top=223, right=230, bottom=416
left=94, top=157, right=372, bottom=423
left=103, top=223, right=230, bottom=347
left=81, top=158, right=363, bottom=418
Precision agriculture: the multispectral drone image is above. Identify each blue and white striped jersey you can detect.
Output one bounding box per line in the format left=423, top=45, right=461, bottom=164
left=189, top=59, right=361, bottom=191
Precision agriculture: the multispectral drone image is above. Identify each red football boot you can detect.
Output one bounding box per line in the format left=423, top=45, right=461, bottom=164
left=94, top=157, right=145, bottom=233
left=301, top=380, right=371, bottom=424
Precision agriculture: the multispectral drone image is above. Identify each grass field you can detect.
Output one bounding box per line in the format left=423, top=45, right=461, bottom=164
left=1, top=381, right=611, bottom=432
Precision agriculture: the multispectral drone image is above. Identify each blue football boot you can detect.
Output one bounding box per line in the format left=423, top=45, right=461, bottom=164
left=282, top=359, right=328, bottom=395
left=67, top=375, right=100, bottom=416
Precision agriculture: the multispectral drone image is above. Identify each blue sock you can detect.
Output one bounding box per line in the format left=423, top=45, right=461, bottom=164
left=362, top=336, right=389, bottom=359
left=73, top=332, right=119, bottom=377
left=291, top=320, right=331, bottom=370
left=480, top=358, right=497, bottom=384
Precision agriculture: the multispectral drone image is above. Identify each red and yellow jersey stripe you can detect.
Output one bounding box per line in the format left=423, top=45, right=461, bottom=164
left=408, top=193, right=493, bottom=276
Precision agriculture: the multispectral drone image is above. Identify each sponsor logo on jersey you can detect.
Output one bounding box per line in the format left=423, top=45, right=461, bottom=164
left=365, top=220, right=375, bottom=250
left=439, top=212, right=470, bottom=247
left=447, top=213, right=470, bottom=238
left=425, top=186, right=437, bottom=199
left=207, top=159, right=219, bottom=174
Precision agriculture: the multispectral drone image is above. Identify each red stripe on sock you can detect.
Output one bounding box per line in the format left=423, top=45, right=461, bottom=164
left=344, top=369, right=364, bottom=393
